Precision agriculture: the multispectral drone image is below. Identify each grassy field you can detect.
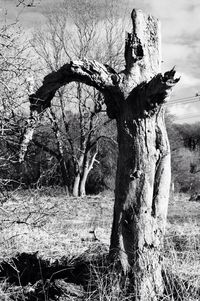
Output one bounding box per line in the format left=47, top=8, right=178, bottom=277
left=0, top=190, right=200, bottom=300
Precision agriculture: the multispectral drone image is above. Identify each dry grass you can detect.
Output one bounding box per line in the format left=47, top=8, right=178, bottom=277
left=0, top=189, right=113, bottom=260
left=0, top=190, right=200, bottom=300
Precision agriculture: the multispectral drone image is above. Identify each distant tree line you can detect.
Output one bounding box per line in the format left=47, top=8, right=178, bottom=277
left=167, top=116, right=200, bottom=196
left=2, top=109, right=200, bottom=196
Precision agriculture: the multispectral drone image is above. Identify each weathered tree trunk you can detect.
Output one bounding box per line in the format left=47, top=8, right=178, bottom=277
left=108, top=11, right=175, bottom=299
left=110, top=110, right=171, bottom=299
left=19, top=8, right=179, bottom=300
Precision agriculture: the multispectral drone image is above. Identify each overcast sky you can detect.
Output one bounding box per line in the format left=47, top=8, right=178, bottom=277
left=1, top=0, right=200, bottom=122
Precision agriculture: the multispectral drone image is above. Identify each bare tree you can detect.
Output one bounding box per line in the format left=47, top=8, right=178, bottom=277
left=30, top=1, right=122, bottom=196
left=0, top=18, right=34, bottom=195
left=19, top=9, right=179, bottom=299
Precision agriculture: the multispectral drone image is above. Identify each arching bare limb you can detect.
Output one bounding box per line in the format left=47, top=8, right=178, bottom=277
left=19, top=59, right=119, bottom=162
left=30, top=59, right=118, bottom=113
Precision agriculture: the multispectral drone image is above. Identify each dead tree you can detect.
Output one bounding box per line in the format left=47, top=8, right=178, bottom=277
left=19, top=9, right=179, bottom=300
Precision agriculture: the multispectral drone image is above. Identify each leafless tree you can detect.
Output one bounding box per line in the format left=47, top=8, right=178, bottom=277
left=19, top=9, right=179, bottom=299
left=0, top=19, right=34, bottom=196
left=30, top=0, right=123, bottom=196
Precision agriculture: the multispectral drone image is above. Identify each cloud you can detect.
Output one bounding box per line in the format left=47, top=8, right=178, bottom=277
left=2, top=0, right=200, bottom=105
left=168, top=71, right=200, bottom=121
left=170, top=72, right=200, bottom=99
left=178, top=73, right=200, bottom=88
left=147, top=0, right=200, bottom=35
left=169, top=99, right=200, bottom=124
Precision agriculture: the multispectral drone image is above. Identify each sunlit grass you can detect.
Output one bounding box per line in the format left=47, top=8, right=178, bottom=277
left=0, top=190, right=200, bottom=300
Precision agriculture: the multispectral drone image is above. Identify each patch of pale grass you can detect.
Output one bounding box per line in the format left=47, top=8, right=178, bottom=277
left=163, top=221, right=200, bottom=300
left=0, top=191, right=113, bottom=261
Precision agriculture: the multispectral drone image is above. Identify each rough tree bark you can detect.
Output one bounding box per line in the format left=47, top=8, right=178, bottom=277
left=19, top=9, right=179, bottom=300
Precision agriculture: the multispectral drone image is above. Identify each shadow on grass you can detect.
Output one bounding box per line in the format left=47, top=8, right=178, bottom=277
left=0, top=243, right=109, bottom=300
left=162, top=270, right=200, bottom=301
left=1, top=243, right=200, bottom=301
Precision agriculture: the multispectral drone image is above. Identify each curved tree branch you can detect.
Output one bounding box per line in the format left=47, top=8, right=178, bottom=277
left=29, top=58, right=119, bottom=114
left=19, top=58, right=119, bottom=162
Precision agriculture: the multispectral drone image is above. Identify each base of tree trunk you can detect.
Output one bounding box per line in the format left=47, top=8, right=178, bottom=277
left=109, top=115, right=171, bottom=300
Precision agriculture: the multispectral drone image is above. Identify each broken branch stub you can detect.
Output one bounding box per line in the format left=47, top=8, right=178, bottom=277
left=124, top=9, right=161, bottom=89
